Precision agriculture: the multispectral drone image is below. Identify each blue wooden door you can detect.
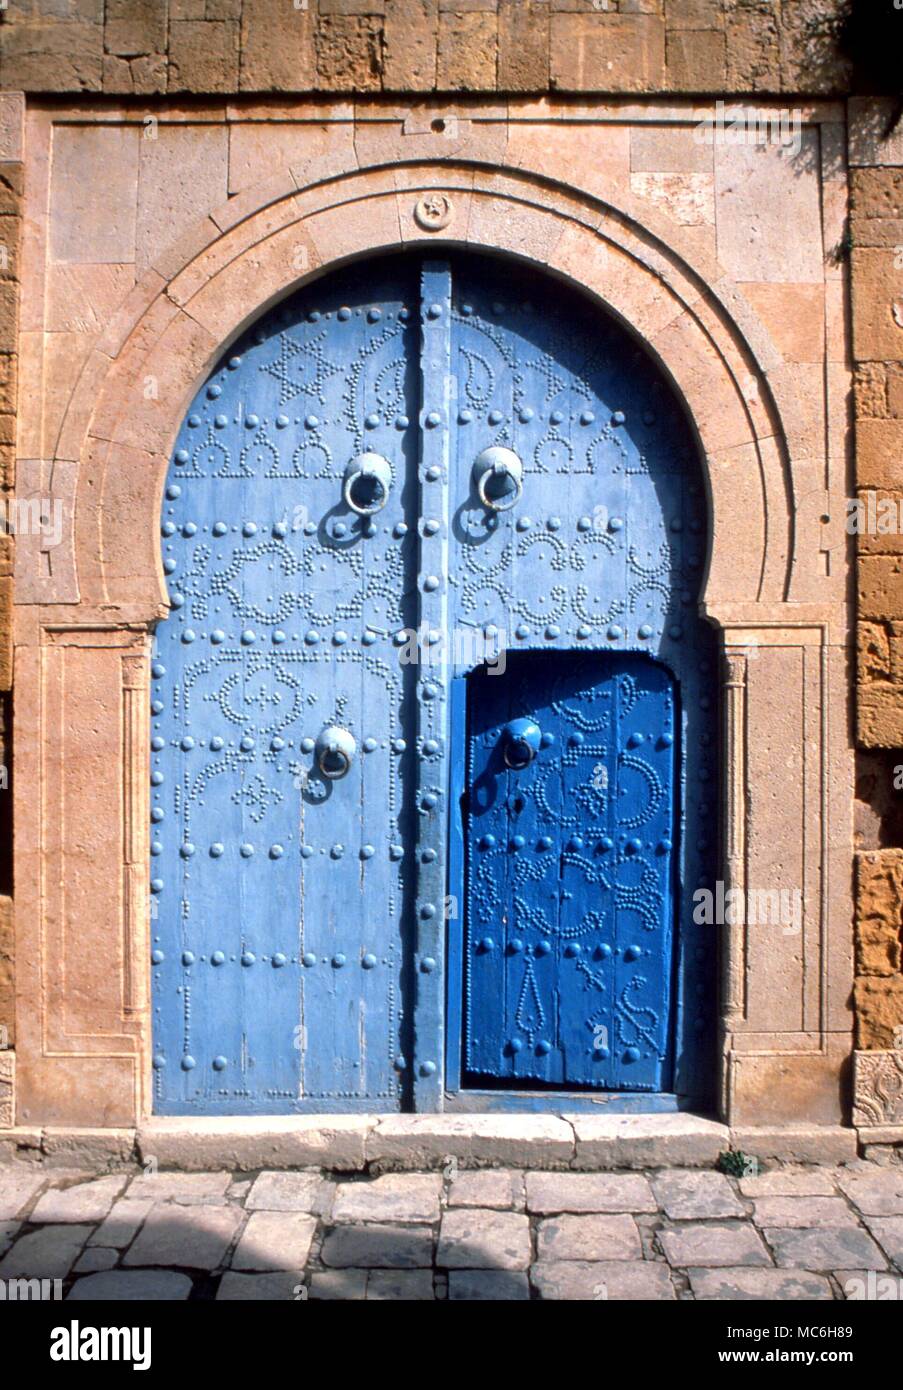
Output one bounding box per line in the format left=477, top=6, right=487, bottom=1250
left=152, top=259, right=421, bottom=1113
left=463, top=653, right=677, bottom=1091
left=153, top=250, right=715, bottom=1113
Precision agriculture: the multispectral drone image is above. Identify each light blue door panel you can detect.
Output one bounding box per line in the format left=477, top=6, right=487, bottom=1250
left=153, top=250, right=716, bottom=1114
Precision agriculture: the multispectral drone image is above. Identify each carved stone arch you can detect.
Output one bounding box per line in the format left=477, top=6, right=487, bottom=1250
left=16, top=160, right=851, bottom=1128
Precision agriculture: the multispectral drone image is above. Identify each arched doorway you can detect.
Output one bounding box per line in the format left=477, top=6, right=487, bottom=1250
left=150, top=250, right=717, bottom=1115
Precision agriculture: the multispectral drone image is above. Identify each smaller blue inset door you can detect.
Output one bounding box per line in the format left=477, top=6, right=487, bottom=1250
left=463, top=652, right=677, bottom=1092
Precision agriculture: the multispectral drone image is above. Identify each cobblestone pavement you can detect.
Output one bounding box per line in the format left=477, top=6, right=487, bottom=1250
left=0, top=1160, right=902, bottom=1301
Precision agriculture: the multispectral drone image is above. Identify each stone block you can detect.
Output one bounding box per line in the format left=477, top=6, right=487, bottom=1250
left=652, top=1169, right=745, bottom=1220
left=135, top=124, right=229, bottom=273
left=855, top=977, right=903, bottom=1050
left=837, top=1167, right=903, bottom=1217
left=382, top=0, right=438, bottom=92
left=766, top=1225, right=887, bottom=1271
left=168, top=20, right=240, bottom=93
left=665, top=0, right=723, bottom=28
left=728, top=1126, right=858, bottom=1165
left=367, top=1114, right=574, bottom=1169
left=630, top=123, right=713, bottom=174
left=366, top=1269, right=435, bottom=1300
left=851, top=248, right=903, bottom=361
left=688, top=1267, right=832, bottom=1299
left=751, top=1196, right=859, bottom=1229
left=315, top=15, right=382, bottom=92
left=526, top=1172, right=657, bottom=1214
left=659, top=1222, right=771, bottom=1267
left=437, top=10, right=497, bottom=90
left=72, top=1247, right=118, bottom=1274
left=239, top=0, right=315, bottom=91
left=714, top=135, right=824, bottom=284
left=309, top=1269, right=368, bottom=1298
left=125, top=1171, right=232, bottom=1205
left=0, top=1168, right=48, bottom=1220
left=30, top=1175, right=126, bottom=1223
left=332, top=1173, right=442, bottom=1224
left=89, top=1199, right=153, bottom=1249
left=550, top=14, right=666, bottom=93
left=448, top=1169, right=524, bottom=1209
left=246, top=1170, right=334, bottom=1214
left=724, top=5, right=780, bottom=90
left=536, top=1213, right=642, bottom=1263
left=0, top=1224, right=93, bottom=1278
left=123, top=1203, right=243, bottom=1269
left=48, top=125, right=139, bottom=264
left=498, top=0, right=549, bottom=91
left=665, top=29, right=726, bottom=91
left=449, top=1269, right=529, bottom=1299
left=40, top=1128, right=137, bottom=1167
left=739, top=1168, right=837, bottom=1198
left=231, top=1211, right=317, bottom=1271
left=321, top=1222, right=434, bottom=1268
left=104, top=0, right=167, bottom=57
left=859, top=556, right=903, bottom=622
left=67, top=1270, right=193, bottom=1300
left=738, top=282, right=825, bottom=364
left=438, top=1209, right=532, bottom=1269
left=532, top=1260, right=675, bottom=1300
left=216, top=1271, right=300, bottom=1299
left=571, top=1113, right=728, bottom=1169
left=856, top=420, right=903, bottom=492
left=0, top=21, right=103, bottom=92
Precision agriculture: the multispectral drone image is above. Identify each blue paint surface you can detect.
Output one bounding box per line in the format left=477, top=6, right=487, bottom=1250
left=464, top=653, right=676, bottom=1091
left=152, top=250, right=717, bottom=1114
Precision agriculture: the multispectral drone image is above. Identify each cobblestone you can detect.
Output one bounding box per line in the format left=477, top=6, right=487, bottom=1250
left=0, top=1158, right=898, bottom=1299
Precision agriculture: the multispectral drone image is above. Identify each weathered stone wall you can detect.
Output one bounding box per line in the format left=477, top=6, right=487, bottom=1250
left=0, top=0, right=849, bottom=98
left=3, top=0, right=903, bottom=1133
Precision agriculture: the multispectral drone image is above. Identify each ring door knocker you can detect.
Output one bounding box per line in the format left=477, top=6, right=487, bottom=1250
left=472, top=447, right=523, bottom=512
left=503, top=718, right=542, bottom=771
left=343, top=453, right=393, bottom=515
left=315, top=726, right=356, bottom=780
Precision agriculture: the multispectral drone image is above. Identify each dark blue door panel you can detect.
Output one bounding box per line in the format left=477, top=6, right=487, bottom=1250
left=464, top=653, right=677, bottom=1092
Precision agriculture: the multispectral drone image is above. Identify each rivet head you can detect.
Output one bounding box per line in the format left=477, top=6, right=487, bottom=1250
left=538, top=836, right=554, bottom=851
left=625, top=945, right=642, bottom=961
left=535, top=940, right=552, bottom=956
left=212, top=1056, right=228, bottom=1071
left=151, top=949, right=165, bottom=965
left=273, top=953, right=287, bottom=967
left=479, top=937, right=495, bottom=952
left=507, top=1039, right=523, bottom=1054
left=241, top=952, right=256, bottom=967
left=181, top=951, right=195, bottom=966
left=211, top=951, right=226, bottom=966
left=624, top=1046, right=641, bottom=1063
left=510, top=835, right=525, bottom=851
left=332, top=953, right=346, bottom=968
left=302, top=952, right=317, bottom=967
left=181, top=1055, right=196, bottom=1071
left=240, top=843, right=254, bottom=858
left=419, top=1060, right=437, bottom=1076
left=564, top=943, right=582, bottom=958
left=420, top=903, right=436, bottom=919
left=535, top=1040, right=551, bottom=1056
left=269, top=844, right=284, bottom=859
left=420, top=956, right=436, bottom=973
left=508, top=938, right=524, bottom=954
left=362, top=953, right=377, bottom=969
left=360, top=845, right=375, bottom=860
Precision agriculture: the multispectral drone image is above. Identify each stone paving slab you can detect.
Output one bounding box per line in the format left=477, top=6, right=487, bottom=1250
left=122, top=1203, right=243, bottom=1270
left=739, top=1167, right=838, bottom=1198
left=659, top=1222, right=772, bottom=1268
left=751, top=1196, right=859, bottom=1229
left=533, top=1259, right=676, bottom=1300
left=652, top=1170, right=745, bottom=1220
left=448, top=1169, right=525, bottom=1210
left=217, top=1271, right=302, bottom=1300
left=67, top=1270, right=193, bottom=1301
left=765, top=1226, right=888, bottom=1271
left=861, top=1215, right=903, bottom=1269
left=536, top=1213, right=642, bottom=1263
left=231, top=1211, right=317, bottom=1272
left=448, top=1270, right=531, bottom=1300
left=688, top=1268, right=834, bottom=1300
left=1, top=1156, right=901, bottom=1300
left=126, top=1172, right=233, bottom=1206
left=836, top=1169, right=903, bottom=1216
left=0, top=1224, right=93, bottom=1278
left=438, top=1210, right=532, bottom=1270
left=30, top=1175, right=127, bottom=1224
left=526, top=1172, right=656, bottom=1214
left=0, top=1170, right=49, bottom=1220
left=332, top=1173, right=442, bottom=1224
left=321, top=1222, right=434, bottom=1269
left=245, top=1170, right=334, bottom=1215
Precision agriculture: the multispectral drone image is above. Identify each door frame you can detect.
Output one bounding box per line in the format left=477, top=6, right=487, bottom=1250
left=12, top=152, right=851, bottom=1129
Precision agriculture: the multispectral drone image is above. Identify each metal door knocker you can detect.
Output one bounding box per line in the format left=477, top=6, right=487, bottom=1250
left=473, top=447, right=523, bottom=511
left=503, top=718, right=542, bottom=770
left=343, top=453, right=393, bottom=515
left=315, top=726, right=356, bottom=779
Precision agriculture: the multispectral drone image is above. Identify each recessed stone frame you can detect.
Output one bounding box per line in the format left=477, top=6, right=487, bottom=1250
left=12, top=153, right=853, bottom=1129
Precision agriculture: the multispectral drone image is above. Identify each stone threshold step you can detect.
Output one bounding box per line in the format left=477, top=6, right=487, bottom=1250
left=0, top=1115, right=859, bottom=1171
